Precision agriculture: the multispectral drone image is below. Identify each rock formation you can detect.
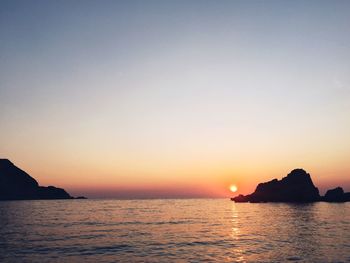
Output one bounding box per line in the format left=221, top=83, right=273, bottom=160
left=231, top=169, right=349, bottom=203
left=323, top=187, right=350, bottom=202
left=0, top=159, right=73, bottom=200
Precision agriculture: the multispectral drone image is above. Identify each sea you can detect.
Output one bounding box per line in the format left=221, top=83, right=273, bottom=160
left=0, top=199, right=349, bottom=262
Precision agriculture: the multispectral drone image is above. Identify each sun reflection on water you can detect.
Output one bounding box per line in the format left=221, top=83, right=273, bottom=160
left=230, top=203, right=245, bottom=262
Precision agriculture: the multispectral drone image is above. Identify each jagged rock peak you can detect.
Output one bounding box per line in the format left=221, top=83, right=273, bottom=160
left=232, top=168, right=320, bottom=203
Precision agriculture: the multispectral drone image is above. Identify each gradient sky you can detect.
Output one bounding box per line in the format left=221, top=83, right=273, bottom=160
left=1, top=0, right=350, bottom=198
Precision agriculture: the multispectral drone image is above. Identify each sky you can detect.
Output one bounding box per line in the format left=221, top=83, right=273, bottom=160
left=1, top=0, right=350, bottom=198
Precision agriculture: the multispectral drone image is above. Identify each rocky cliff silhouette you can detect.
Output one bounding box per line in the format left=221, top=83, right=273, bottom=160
left=231, top=169, right=350, bottom=203
left=0, top=159, right=73, bottom=200
left=322, top=187, right=350, bottom=202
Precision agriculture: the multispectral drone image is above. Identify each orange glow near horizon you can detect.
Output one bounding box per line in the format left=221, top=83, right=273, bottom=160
left=4, top=154, right=350, bottom=199
left=2, top=150, right=349, bottom=199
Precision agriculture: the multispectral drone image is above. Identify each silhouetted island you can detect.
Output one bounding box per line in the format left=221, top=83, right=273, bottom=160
left=322, top=187, right=350, bottom=202
left=0, top=159, right=86, bottom=200
left=231, top=169, right=350, bottom=203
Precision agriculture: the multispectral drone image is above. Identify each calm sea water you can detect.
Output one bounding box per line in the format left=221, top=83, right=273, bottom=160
left=0, top=199, right=349, bottom=262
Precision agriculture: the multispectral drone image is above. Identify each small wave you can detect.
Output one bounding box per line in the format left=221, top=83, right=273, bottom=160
left=62, top=220, right=194, bottom=227
left=287, top=256, right=303, bottom=261
left=11, top=244, right=134, bottom=256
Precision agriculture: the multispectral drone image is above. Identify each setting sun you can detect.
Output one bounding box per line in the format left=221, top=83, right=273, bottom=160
left=229, top=184, right=238, bottom=193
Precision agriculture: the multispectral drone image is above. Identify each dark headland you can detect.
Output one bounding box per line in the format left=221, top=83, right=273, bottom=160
left=0, top=159, right=86, bottom=200
left=231, top=169, right=350, bottom=203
